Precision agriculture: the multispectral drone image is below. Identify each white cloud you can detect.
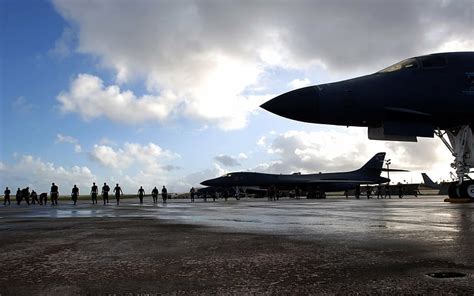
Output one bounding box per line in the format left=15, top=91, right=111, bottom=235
left=53, top=0, right=474, bottom=130
left=56, top=133, right=78, bottom=144
left=289, top=78, right=311, bottom=89
left=255, top=128, right=454, bottom=184
left=90, top=142, right=179, bottom=172
left=56, top=133, right=82, bottom=153
left=257, top=136, right=267, bottom=148
left=0, top=155, right=96, bottom=192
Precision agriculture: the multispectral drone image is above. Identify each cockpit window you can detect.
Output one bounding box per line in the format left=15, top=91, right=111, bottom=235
left=378, top=58, right=419, bottom=73
left=419, top=56, right=447, bottom=68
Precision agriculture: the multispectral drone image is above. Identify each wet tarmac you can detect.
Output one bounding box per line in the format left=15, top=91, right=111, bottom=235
left=1, top=196, right=473, bottom=294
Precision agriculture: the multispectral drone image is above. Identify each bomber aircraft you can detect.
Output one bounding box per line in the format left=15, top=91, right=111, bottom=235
left=261, top=52, right=474, bottom=200
left=201, top=153, right=389, bottom=198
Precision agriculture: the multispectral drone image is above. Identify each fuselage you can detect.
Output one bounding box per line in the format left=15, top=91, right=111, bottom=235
left=261, top=52, right=474, bottom=138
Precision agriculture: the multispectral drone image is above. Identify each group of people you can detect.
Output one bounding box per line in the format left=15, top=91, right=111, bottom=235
left=3, top=184, right=59, bottom=206
left=346, top=183, right=406, bottom=199
left=3, top=183, right=169, bottom=206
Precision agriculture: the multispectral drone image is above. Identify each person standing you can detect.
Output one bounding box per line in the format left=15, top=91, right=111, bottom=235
left=161, top=186, right=168, bottom=203
left=50, top=183, right=59, bottom=205
left=114, top=184, right=123, bottom=205
left=71, top=185, right=79, bottom=205
left=21, top=187, right=31, bottom=205
left=376, top=184, right=382, bottom=199
left=151, top=187, right=159, bottom=204
left=102, top=182, right=110, bottom=205
left=189, top=187, right=195, bottom=203
left=366, top=185, right=371, bottom=199
left=30, top=190, right=39, bottom=204
left=90, top=182, right=98, bottom=204
left=16, top=188, right=21, bottom=205
left=385, top=183, right=391, bottom=199
left=4, top=187, right=11, bottom=205
left=138, top=186, right=145, bottom=204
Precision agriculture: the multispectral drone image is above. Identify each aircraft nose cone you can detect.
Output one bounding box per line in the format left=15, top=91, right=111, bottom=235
left=200, top=179, right=212, bottom=186
left=260, top=86, right=320, bottom=123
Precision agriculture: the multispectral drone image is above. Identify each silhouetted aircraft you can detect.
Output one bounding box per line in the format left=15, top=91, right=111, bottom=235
left=201, top=153, right=389, bottom=198
left=421, top=173, right=449, bottom=195
left=261, top=52, right=474, bottom=200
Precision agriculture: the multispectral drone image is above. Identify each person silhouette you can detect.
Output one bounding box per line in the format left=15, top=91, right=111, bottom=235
left=161, top=186, right=167, bottom=203
left=114, top=183, right=123, bottom=205
left=30, top=190, right=38, bottom=204
left=138, top=186, right=145, bottom=204
left=39, top=193, right=47, bottom=205
left=189, top=187, right=195, bottom=203
left=50, top=183, right=59, bottom=205
left=102, top=182, right=110, bottom=205
left=71, top=185, right=79, bottom=205
left=16, top=188, right=21, bottom=205
left=91, top=182, right=98, bottom=204
left=151, top=187, right=158, bottom=204
left=4, top=187, right=11, bottom=205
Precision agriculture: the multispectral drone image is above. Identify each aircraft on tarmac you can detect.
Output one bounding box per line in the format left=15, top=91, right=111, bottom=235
left=201, top=153, right=389, bottom=198
left=261, top=52, right=474, bottom=200
left=421, top=173, right=449, bottom=195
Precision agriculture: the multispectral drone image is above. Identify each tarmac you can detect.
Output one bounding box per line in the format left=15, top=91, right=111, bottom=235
left=0, top=196, right=473, bottom=295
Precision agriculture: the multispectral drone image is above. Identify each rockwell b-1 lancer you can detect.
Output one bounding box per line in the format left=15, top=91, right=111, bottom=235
left=261, top=52, right=474, bottom=200
left=201, top=153, right=389, bottom=198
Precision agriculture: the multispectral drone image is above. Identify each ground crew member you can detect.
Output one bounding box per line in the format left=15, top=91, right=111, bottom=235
left=21, top=187, right=30, bottom=205
left=397, top=183, right=404, bottom=199
left=152, top=187, right=159, bottom=204
left=50, top=183, right=59, bottom=205
left=161, top=186, right=167, bottom=203
left=102, top=182, right=110, bottom=205
left=114, top=183, right=123, bottom=205
left=366, top=185, right=371, bottom=199
left=376, top=184, right=382, bottom=199
left=39, top=193, right=47, bottom=205
left=4, top=187, right=11, bottom=205
left=385, top=183, right=391, bottom=199
left=16, top=188, right=22, bottom=205
left=189, top=187, right=195, bottom=203
left=30, top=190, right=39, bottom=204
left=138, top=186, right=145, bottom=204
left=71, top=185, right=79, bottom=205
left=91, top=182, right=98, bottom=204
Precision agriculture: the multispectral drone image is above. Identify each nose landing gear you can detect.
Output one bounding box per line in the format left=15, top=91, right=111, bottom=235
left=436, top=126, right=474, bottom=201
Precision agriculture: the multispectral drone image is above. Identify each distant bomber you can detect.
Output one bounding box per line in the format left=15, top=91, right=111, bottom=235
left=261, top=52, right=474, bottom=200
left=201, top=153, right=389, bottom=199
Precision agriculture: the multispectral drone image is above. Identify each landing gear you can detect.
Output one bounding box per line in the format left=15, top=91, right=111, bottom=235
left=307, top=190, right=326, bottom=199
left=436, top=126, right=474, bottom=200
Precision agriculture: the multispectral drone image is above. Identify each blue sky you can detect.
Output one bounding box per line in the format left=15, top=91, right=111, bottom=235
left=1, top=0, right=473, bottom=193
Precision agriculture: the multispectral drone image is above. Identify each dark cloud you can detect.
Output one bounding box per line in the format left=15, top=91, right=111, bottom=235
left=214, top=155, right=241, bottom=167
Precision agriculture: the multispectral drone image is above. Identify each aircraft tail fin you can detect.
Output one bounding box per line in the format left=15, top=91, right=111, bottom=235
left=357, top=152, right=386, bottom=176
left=421, top=173, right=438, bottom=187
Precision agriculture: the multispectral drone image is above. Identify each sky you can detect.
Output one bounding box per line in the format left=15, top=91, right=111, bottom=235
left=1, top=0, right=473, bottom=194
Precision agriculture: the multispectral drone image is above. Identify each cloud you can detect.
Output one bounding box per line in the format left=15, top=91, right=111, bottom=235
left=0, top=155, right=96, bottom=192
left=90, top=142, right=179, bottom=172
left=214, top=154, right=241, bottom=167
left=289, top=78, right=311, bottom=89
left=12, top=96, right=33, bottom=113
left=255, top=128, right=453, bottom=183
left=57, top=74, right=176, bottom=124
left=56, top=133, right=82, bottom=153
left=53, top=0, right=473, bottom=129
left=49, top=27, right=75, bottom=59
left=56, top=133, right=78, bottom=144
